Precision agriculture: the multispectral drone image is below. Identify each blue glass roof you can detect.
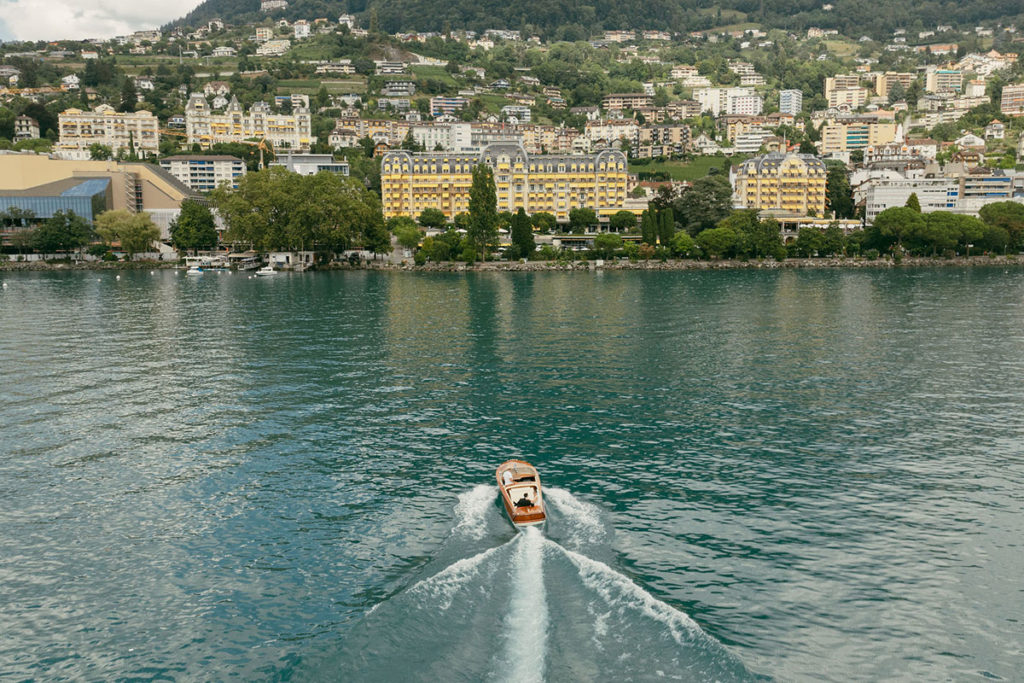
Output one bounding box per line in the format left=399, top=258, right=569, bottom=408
left=60, top=178, right=110, bottom=197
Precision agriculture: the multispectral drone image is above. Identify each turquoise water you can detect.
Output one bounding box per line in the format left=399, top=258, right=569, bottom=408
left=1, top=268, right=1022, bottom=681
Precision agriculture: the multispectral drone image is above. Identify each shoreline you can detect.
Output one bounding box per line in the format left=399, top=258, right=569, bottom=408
left=3, top=254, right=1022, bottom=273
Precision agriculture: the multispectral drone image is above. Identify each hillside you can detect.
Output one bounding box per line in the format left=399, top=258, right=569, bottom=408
left=173, top=0, right=1024, bottom=41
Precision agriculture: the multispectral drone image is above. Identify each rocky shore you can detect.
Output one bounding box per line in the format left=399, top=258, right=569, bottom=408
left=4, top=255, right=1022, bottom=273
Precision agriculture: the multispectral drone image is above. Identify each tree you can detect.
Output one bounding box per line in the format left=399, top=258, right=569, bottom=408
left=89, top=143, right=113, bottom=161
left=467, top=164, right=498, bottom=255
left=593, top=232, right=623, bottom=259
left=169, top=199, right=217, bottom=254
left=640, top=208, right=657, bottom=245
left=867, top=206, right=924, bottom=253
left=670, top=231, right=697, bottom=258
left=825, top=163, right=854, bottom=219
left=905, top=193, right=921, bottom=212
left=657, top=207, right=675, bottom=246
left=418, top=207, right=447, bottom=229
left=696, top=226, right=739, bottom=259
left=794, top=227, right=825, bottom=257
left=510, top=208, right=535, bottom=258
left=531, top=212, right=556, bottom=234
left=95, top=209, right=160, bottom=259
left=675, top=175, right=733, bottom=235
left=888, top=81, right=906, bottom=105
left=32, top=210, right=92, bottom=256
left=821, top=222, right=846, bottom=256
left=395, top=223, right=422, bottom=251
left=568, top=207, right=597, bottom=234
left=608, top=210, right=637, bottom=233
left=799, top=139, right=818, bottom=155
left=979, top=201, right=1024, bottom=249
left=119, top=79, right=137, bottom=113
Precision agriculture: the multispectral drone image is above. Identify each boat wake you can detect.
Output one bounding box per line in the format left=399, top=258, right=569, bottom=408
left=302, top=487, right=757, bottom=682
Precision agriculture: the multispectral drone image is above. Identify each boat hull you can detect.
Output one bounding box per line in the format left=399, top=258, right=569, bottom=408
left=496, top=459, right=546, bottom=527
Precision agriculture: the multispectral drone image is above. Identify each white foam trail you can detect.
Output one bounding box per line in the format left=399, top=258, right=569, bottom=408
left=545, top=487, right=606, bottom=549
left=453, top=484, right=495, bottom=540
left=499, top=527, right=548, bottom=683
left=406, top=537, right=516, bottom=610
left=548, top=541, right=707, bottom=648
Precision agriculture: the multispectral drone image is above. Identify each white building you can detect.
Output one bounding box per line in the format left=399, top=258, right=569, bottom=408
left=159, top=155, right=247, bottom=191
left=694, top=87, right=763, bottom=116
left=779, top=89, right=803, bottom=115
left=185, top=94, right=315, bottom=151
left=269, top=152, right=349, bottom=176
left=411, top=122, right=474, bottom=151
left=500, top=105, right=532, bottom=123
left=13, top=115, right=39, bottom=141
left=256, top=39, right=290, bottom=56
left=293, top=20, right=310, bottom=39
left=55, top=105, right=160, bottom=159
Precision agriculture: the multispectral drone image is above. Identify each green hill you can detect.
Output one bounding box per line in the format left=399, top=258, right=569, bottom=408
left=173, top=0, right=1024, bottom=41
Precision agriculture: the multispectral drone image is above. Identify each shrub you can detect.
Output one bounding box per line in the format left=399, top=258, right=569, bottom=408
left=864, top=248, right=879, bottom=260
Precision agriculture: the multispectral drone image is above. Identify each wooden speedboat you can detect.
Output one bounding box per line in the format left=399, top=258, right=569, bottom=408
left=496, top=459, right=546, bottom=527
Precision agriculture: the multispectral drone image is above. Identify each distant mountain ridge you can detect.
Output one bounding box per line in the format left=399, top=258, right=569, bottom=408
left=172, top=0, right=1024, bottom=41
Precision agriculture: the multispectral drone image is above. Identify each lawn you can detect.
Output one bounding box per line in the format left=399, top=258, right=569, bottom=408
left=410, top=65, right=459, bottom=87
left=629, top=155, right=749, bottom=181
left=277, top=78, right=367, bottom=95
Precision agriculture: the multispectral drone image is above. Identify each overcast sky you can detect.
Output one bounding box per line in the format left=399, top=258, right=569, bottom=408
left=0, top=0, right=205, bottom=42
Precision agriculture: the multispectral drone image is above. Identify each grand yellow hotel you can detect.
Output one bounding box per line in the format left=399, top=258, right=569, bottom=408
left=381, top=144, right=631, bottom=222
left=733, top=152, right=827, bottom=216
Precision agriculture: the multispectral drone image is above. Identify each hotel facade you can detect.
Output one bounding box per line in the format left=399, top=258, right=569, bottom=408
left=56, top=105, right=160, bottom=159
left=733, top=152, right=827, bottom=217
left=381, top=144, right=629, bottom=222
left=184, top=94, right=314, bottom=151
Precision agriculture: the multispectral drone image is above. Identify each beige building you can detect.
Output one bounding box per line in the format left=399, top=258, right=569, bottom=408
left=185, top=94, right=314, bottom=151
left=827, top=88, right=869, bottom=110
left=824, top=75, right=862, bottom=99
left=381, top=144, right=630, bottom=222
left=733, top=152, right=827, bottom=216
left=1000, top=84, right=1024, bottom=117
left=874, top=72, right=915, bottom=97
left=0, top=153, right=199, bottom=238
left=55, top=105, right=159, bottom=160
left=924, top=69, right=963, bottom=93
left=820, top=121, right=899, bottom=155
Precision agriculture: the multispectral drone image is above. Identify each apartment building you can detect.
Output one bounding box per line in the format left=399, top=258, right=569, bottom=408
left=733, top=152, right=827, bottom=216
left=159, top=155, right=247, bottom=191
left=824, top=75, right=861, bottom=99
left=875, top=72, right=915, bottom=97
left=429, top=96, right=469, bottom=116
left=820, top=121, right=899, bottom=155
left=185, top=94, right=314, bottom=150
left=602, top=93, right=654, bottom=112
left=380, top=144, right=629, bottom=222
left=634, top=124, right=691, bottom=158
left=269, top=152, right=349, bottom=176
left=779, top=89, right=803, bottom=115
left=694, top=87, right=763, bottom=116
left=827, top=87, right=869, bottom=110
left=924, top=69, right=963, bottom=93
left=1000, top=84, right=1024, bottom=116
left=55, top=105, right=160, bottom=160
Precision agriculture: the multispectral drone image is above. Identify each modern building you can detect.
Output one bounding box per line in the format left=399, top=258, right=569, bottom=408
left=429, top=96, right=469, bottom=117
left=1000, top=84, right=1024, bottom=117
left=159, top=155, right=247, bottom=191
left=185, top=95, right=314, bottom=151
left=269, top=152, right=349, bottom=176
left=925, top=69, right=963, bottom=93
left=820, top=121, right=899, bottom=155
left=824, top=75, right=861, bottom=99
left=694, top=87, right=763, bottom=116
left=733, top=152, right=827, bottom=216
left=500, top=105, right=532, bottom=123
left=55, top=105, right=160, bottom=160
left=0, top=153, right=199, bottom=238
left=874, top=72, right=915, bottom=97
left=380, top=144, right=629, bottom=222
left=827, top=87, right=869, bottom=110
left=779, top=89, right=803, bottom=115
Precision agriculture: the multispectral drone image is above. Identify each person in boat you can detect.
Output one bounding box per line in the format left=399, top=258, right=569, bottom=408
left=502, top=470, right=514, bottom=487
left=515, top=494, right=532, bottom=508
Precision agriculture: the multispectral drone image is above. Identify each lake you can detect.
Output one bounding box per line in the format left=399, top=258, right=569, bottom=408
left=1, top=267, right=1022, bottom=681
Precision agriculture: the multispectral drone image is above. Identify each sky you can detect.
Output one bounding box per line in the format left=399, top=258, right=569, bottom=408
left=0, top=0, right=204, bottom=42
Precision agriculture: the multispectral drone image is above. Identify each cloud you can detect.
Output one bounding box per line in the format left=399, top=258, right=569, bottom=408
left=1, top=0, right=205, bottom=42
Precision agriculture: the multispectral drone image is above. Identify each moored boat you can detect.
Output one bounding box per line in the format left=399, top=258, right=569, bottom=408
left=496, top=459, right=546, bottom=527
left=255, top=265, right=277, bottom=276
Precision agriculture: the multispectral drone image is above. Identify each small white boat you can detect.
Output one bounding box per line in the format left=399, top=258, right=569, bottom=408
left=255, top=265, right=277, bottom=276
left=186, top=266, right=204, bottom=274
